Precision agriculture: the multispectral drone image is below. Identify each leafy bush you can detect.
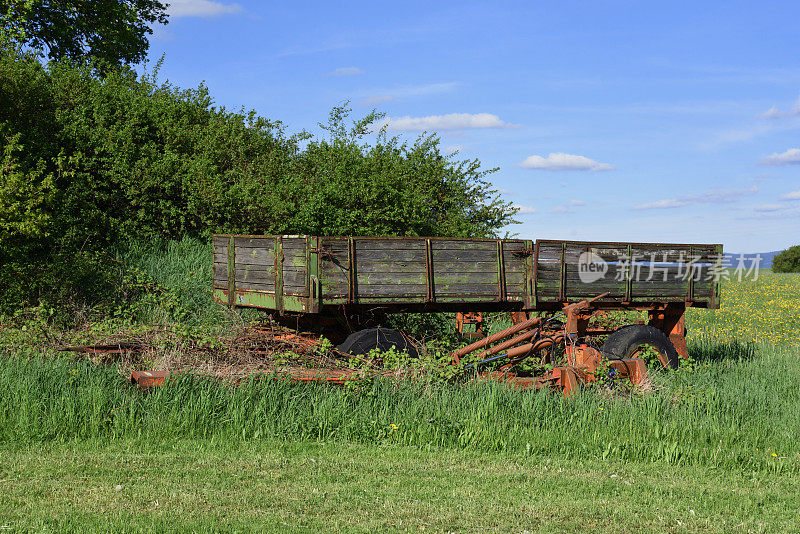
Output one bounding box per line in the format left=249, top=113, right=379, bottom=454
left=772, top=245, right=800, bottom=273
left=0, top=47, right=516, bottom=317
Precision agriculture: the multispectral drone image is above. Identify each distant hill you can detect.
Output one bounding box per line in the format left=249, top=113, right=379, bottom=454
left=724, top=251, right=781, bottom=270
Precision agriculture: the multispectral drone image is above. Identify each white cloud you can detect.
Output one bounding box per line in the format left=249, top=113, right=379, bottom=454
left=329, top=67, right=363, bottom=77
left=378, top=113, right=513, bottom=132
left=362, top=82, right=459, bottom=105
left=168, top=0, right=242, bottom=17
left=632, top=199, right=691, bottom=210
left=632, top=185, right=758, bottom=211
left=519, top=153, right=615, bottom=171
left=444, top=145, right=463, bottom=155
left=782, top=189, right=800, bottom=200
left=759, top=95, right=800, bottom=119
left=760, top=148, right=800, bottom=166
left=754, top=204, right=788, bottom=212
left=546, top=201, right=586, bottom=214
left=514, top=205, right=538, bottom=214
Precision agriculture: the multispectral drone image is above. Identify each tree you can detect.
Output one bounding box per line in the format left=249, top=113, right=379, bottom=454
left=772, top=245, right=800, bottom=273
left=1, top=0, right=168, bottom=66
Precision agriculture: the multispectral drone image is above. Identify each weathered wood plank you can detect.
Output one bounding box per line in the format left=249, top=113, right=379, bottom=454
left=281, top=238, right=307, bottom=250
left=505, top=272, right=525, bottom=286
left=432, top=240, right=497, bottom=252
left=354, top=282, right=502, bottom=297
left=234, top=237, right=273, bottom=249
left=355, top=240, right=425, bottom=251
left=434, top=272, right=500, bottom=285
left=236, top=268, right=277, bottom=284
left=213, top=245, right=228, bottom=260
left=282, top=254, right=307, bottom=268
left=432, top=250, right=500, bottom=262
left=358, top=272, right=427, bottom=285
left=282, top=270, right=307, bottom=289
left=433, top=282, right=501, bottom=295
left=355, top=262, right=429, bottom=274
left=434, top=261, right=499, bottom=273
left=235, top=248, right=275, bottom=264
left=320, top=238, right=348, bottom=252
left=356, top=284, right=427, bottom=296
left=355, top=250, right=426, bottom=262
left=282, top=265, right=310, bottom=272
left=237, top=281, right=275, bottom=291
left=320, top=265, right=348, bottom=276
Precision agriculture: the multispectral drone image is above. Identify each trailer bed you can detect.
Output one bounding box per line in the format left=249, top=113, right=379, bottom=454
left=212, top=235, right=722, bottom=314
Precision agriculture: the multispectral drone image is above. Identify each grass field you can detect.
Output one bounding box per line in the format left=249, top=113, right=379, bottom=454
left=1, top=263, right=799, bottom=532
left=3, top=440, right=800, bottom=532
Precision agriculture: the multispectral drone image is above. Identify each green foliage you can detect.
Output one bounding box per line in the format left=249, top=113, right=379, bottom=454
left=386, top=312, right=459, bottom=344
left=0, top=48, right=515, bottom=316
left=0, top=131, right=54, bottom=240
left=1, top=0, right=168, bottom=66
left=772, top=245, right=800, bottom=273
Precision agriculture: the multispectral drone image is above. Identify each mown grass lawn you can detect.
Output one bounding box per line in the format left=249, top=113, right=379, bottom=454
left=3, top=439, right=799, bottom=533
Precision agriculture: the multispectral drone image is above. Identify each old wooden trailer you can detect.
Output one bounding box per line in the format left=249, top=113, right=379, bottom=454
left=212, top=235, right=721, bottom=315
left=89, top=234, right=725, bottom=394
left=211, top=235, right=721, bottom=386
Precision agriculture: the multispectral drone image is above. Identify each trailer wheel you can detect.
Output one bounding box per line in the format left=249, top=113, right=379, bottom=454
left=336, top=328, right=419, bottom=358
left=602, top=325, right=680, bottom=370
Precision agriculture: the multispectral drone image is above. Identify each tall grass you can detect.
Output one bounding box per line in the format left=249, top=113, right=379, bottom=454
left=113, top=237, right=259, bottom=326
left=2, top=342, right=799, bottom=473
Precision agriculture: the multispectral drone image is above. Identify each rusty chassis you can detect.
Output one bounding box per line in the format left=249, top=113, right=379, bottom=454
left=129, top=292, right=674, bottom=397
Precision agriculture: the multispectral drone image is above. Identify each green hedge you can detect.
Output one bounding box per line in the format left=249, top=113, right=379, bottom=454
left=0, top=48, right=515, bottom=315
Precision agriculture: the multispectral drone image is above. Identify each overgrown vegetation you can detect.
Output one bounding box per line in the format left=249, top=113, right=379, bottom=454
left=2, top=340, right=798, bottom=474
left=0, top=46, right=515, bottom=318
left=3, top=271, right=800, bottom=474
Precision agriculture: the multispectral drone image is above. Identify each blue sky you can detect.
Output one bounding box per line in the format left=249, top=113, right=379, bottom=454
left=149, top=0, right=800, bottom=253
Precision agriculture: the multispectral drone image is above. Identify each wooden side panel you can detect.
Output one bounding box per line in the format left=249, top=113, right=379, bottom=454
left=355, top=239, right=427, bottom=297
left=535, top=240, right=721, bottom=304
left=282, top=237, right=309, bottom=296
left=212, top=235, right=228, bottom=289
left=318, top=237, right=530, bottom=302
left=535, top=241, right=566, bottom=301
left=502, top=240, right=528, bottom=298
left=320, top=237, right=350, bottom=299
left=233, top=237, right=277, bottom=292
left=432, top=239, right=498, bottom=297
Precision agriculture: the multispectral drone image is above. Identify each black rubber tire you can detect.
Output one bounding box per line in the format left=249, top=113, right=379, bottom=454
left=602, top=325, right=680, bottom=369
left=336, top=327, right=419, bottom=358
